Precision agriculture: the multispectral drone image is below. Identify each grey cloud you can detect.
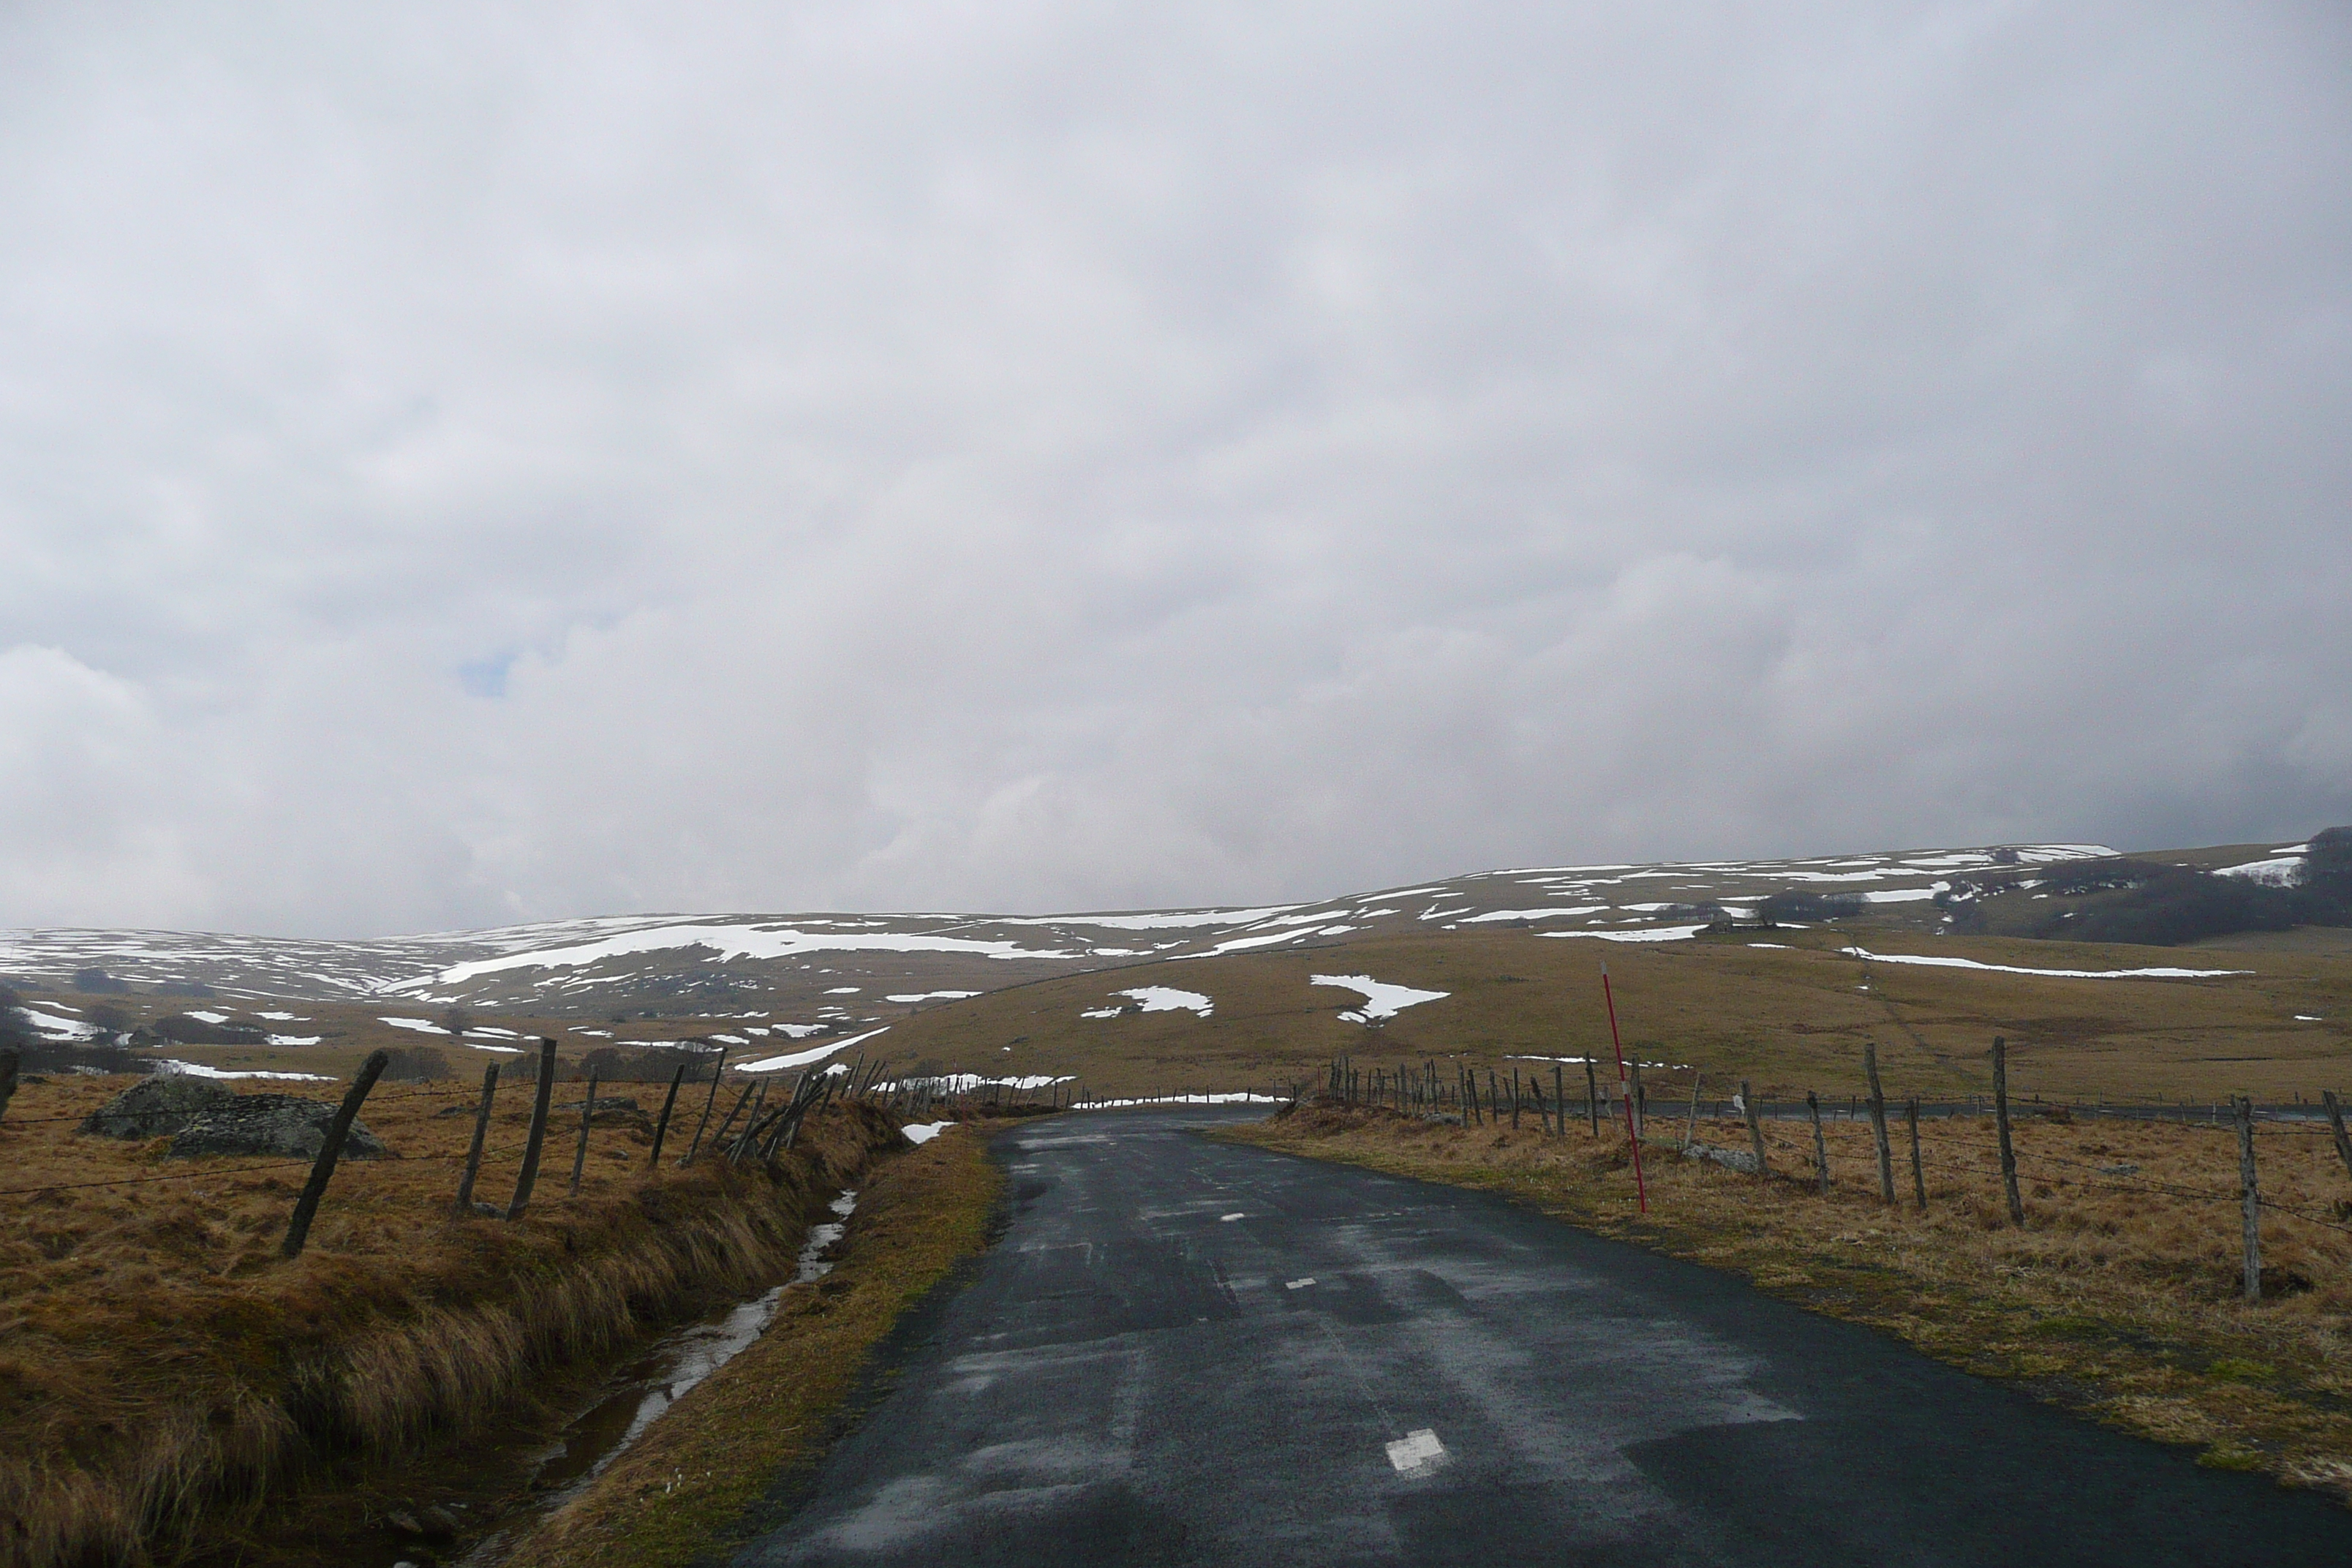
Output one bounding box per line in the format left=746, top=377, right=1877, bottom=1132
left=1, top=1, right=2346, bottom=935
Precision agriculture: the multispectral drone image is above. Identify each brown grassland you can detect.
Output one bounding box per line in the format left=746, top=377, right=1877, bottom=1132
left=1224, top=1098, right=2352, bottom=1500
left=849, top=924, right=2352, bottom=1107
left=5, top=912, right=2350, bottom=1559
left=0, top=1070, right=902, bottom=1568
left=497, top=1123, right=1003, bottom=1568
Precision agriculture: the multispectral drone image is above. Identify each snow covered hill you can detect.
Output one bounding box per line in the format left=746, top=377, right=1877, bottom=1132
left=0, top=843, right=2125, bottom=1013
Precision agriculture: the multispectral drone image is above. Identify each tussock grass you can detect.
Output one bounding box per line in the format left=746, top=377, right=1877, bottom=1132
left=0, top=1072, right=900, bottom=1567
left=1226, top=1100, right=2352, bottom=1501
left=498, top=1123, right=1004, bottom=1568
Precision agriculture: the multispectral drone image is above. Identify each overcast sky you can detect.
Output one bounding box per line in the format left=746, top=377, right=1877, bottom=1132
left=3, top=2, right=2347, bottom=937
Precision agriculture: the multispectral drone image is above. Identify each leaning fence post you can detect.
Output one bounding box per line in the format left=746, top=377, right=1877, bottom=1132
left=1682, top=1072, right=1703, bottom=1152
left=505, top=1038, right=559, bottom=1221
left=568, top=1069, right=600, bottom=1197
left=453, top=1062, right=498, bottom=1213
left=680, top=1047, right=731, bottom=1166
left=282, top=1049, right=390, bottom=1259
left=647, top=1063, right=686, bottom=1169
left=2323, top=1090, right=2352, bottom=1189
left=701, top=1080, right=757, bottom=1166
left=1806, top=1091, right=1829, bottom=1194
left=1741, top=1079, right=1768, bottom=1178
left=1629, top=1062, right=1645, bottom=1139
left=2236, top=1096, right=2262, bottom=1303
left=727, top=1081, right=770, bottom=1164
left=1863, top=1044, right=1895, bottom=1206
left=1584, top=1060, right=1599, bottom=1136
left=1907, top=1096, right=1926, bottom=1211
left=1992, top=1037, right=2023, bottom=1224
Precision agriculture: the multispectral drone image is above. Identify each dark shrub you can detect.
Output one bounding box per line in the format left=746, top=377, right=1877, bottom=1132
left=1757, top=891, right=1864, bottom=924
left=380, top=1046, right=453, bottom=1082
left=2032, top=859, right=2164, bottom=897
left=576, top=1044, right=725, bottom=1082
left=151, top=1013, right=271, bottom=1046
left=2065, top=870, right=2297, bottom=946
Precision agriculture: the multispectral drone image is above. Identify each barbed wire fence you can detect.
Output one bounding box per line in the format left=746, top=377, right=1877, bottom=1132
left=1311, top=1041, right=2352, bottom=1301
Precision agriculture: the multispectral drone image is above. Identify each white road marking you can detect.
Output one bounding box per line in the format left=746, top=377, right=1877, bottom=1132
left=1221, top=1212, right=1246, bottom=1221
left=1286, top=1278, right=1316, bottom=1290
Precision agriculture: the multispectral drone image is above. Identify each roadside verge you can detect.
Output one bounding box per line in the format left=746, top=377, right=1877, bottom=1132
left=497, top=1122, right=1004, bottom=1568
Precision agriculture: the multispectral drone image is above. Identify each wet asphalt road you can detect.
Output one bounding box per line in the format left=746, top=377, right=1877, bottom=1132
left=736, top=1106, right=2352, bottom=1567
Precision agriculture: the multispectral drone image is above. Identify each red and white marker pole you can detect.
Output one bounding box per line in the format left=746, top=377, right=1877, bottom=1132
left=1601, top=962, right=1648, bottom=1213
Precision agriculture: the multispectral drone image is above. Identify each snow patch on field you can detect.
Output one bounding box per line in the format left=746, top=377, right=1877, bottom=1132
left=1311, top=975, right=1448, bottom=1022
left=1839, top=947, right=2247, bottom=981
left=402, top=924, right=1080, bottom=990
left=1116, top=987, right=1213, bottom=1017
left=1544, top=924, right=1710, bottom=944
left=739, top=1025, right=889, bottom=1073
left=1458, top=907, right=1605, bottom=924
left=155, top=1059, right=333, bottom=1081
left=2215, top=856, right=2304, bottom=886
left=884, top=990, right=980, bottom=1003
left=998, top=906, right=1300, bottom=930
left=901, top=1121, right=956, bottom=1145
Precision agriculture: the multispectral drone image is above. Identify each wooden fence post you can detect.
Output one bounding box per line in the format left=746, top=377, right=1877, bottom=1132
left=702, top=1081, right=756, bottom=1164
left=1741, top=1080, right=1768, bottom=1178
left=1907, top=1096, right=1926, bottom=1212
left=1554, top=1063, right=1567, bottom=1138
left=1682, top=1073, right=1703, bottom=1152
left=2323, top=1090, right=2352, bottom=1188
left=1629, top=1062, right=1645, bottom=1138
left=282, top=1049, right=390, bottom=1259
left=1585, top=1060, right=1599, bottom=1136
left=1806, top=1091, right=1829, bottom=1194
left=453, top=1063, right=498, bottom=1213
left=727, top=1080, right=771, bottom=1163
left=647, top=1063, right=686, bottom=1169
left=2237, top=1096, right=2262, bottom=1303
left=568, top=1069, right=600, bottom=1197
left=505, top=1038, right=559, bottom=1221
left=1992, top=1037, right=2023, bottom=1224
left=680, top=1048, right=731, bottom=1165
left=1863, top=1044, right=1895, bottom=1206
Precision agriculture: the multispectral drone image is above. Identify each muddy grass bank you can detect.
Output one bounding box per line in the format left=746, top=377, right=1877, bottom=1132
left=0, top=1072, right=908, bottom=1568
left=1220, top=1099, right=2352, bottom=1504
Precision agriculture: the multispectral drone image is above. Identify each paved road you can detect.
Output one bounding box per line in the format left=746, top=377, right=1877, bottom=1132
left=738, top=1106, right=2352, bottom=1567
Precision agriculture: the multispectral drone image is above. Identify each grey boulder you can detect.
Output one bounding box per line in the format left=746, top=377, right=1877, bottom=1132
left=80, top=1075, right=237, bottom=1139
left=170, top=1094, right=393, bottom=1160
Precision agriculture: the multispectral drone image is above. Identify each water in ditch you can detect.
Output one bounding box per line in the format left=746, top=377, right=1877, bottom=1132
left=377, top=1187, right=860, bottom=1568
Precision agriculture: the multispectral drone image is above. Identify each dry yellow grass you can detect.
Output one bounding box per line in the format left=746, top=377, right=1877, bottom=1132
left=1226, top=1099, right=2352, bottom=1499
left=0, top=1071, right=900, bottom=1568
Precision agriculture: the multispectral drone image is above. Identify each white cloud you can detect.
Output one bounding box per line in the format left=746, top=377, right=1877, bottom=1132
left=0, top=2, right=2345, bottom=935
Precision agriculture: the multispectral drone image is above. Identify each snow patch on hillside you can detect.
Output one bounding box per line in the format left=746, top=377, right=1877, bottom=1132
left=1311, top=975, right=1448, bottom=1022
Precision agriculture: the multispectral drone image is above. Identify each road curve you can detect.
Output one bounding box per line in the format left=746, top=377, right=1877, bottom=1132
left=736, top=1105, right=2352, bottom=1567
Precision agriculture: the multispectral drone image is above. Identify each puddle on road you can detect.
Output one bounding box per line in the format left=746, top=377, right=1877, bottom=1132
left=440, top=1189, right=859, bottom=1567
